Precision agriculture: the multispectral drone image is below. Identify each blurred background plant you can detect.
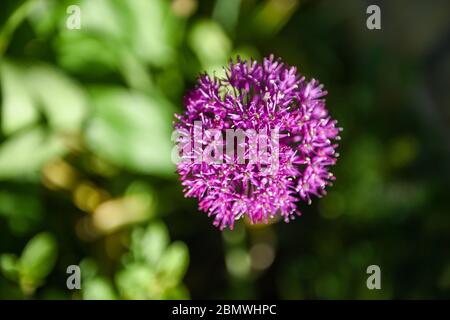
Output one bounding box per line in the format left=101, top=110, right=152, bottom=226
left=0, top=0, right=449, bottom=299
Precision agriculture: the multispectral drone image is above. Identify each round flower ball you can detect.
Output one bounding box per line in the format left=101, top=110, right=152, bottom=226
left=174, top=55, right=341, bottom=230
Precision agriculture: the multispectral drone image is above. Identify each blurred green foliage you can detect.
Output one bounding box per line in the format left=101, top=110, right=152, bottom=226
left=0, top=232, right=57, bottom=295
left=0, top=0, right=449, bottom=299
left=80, top=221, right=189, bottom=299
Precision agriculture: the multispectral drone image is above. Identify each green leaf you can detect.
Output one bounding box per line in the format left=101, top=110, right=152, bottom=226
left=0, top=127, right=66, bottom=179
left=56, top=31, right=119, bottom=75
left=55, top=0, right=179, bottom=73
left=27, top=0, right=61, bottom=37
left=156, top=241, right=189, bottom=287
left=124, top=0, right=178, bottom=66
left=78, top=0, right=127, bottom=39
left=188, top=19, right=231, bottom=69
left=85, top=87, right=175, bottom=176
left=82, top=277, right=117, bottom=300
left=0, top=254, right=19, bottom=281
left=1, top=60, right=39, bottom=135
left=25, top=64, right=88, bottom=131
left=115, top=263, right=157, bottom=299
left=132, top=222, right=169, bottom=266
left=1, top=60, right=88, bottom=134
left=19, top=232, right=58, bottom=289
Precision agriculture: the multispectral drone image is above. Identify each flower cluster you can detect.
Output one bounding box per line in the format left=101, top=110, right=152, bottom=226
left=174, top=55, right=341, bottom=230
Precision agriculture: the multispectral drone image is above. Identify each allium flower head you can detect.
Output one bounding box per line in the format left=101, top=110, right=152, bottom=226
left=174, top=55, right=341, bottom=230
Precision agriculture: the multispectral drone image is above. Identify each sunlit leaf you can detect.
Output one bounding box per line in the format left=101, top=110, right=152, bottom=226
left=156, top=242, right=189, bottom=287
left=54, top=0, right=126, bottom=74
left=78, top=0, right=127, bottom=39
left=1, top=60, right=39, bottom=135
left=188, top=19, right=231, bottom=70
left=124, top=0, right=178, bottom=66
left=82, top=277, right=117, bottom=300
left=19, top=232, right=58, bottom=289
left=27, top=0, right=61, bottom=37
left=56, top=31, right=119, bottom=76
left=1, top=61, right=88, bottom=134
left=26, top=64, right=88, bottom=131
left=0, top=127, right=65, bottom=179
left=132, top=221, right=170, bottom=266
left=85, top=87, right=175, bottom=176
left=115, top=263, right=157, bottom=299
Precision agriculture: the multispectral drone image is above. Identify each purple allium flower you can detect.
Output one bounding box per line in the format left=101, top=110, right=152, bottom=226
left=174, top=55, right=341, bottom=230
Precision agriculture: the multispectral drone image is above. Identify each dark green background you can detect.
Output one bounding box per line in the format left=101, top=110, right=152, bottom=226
left=0, top=0, right=449, bottom=299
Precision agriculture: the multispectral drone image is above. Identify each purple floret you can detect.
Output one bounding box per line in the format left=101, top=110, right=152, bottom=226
left=174, top=55, right=341, bottom=230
